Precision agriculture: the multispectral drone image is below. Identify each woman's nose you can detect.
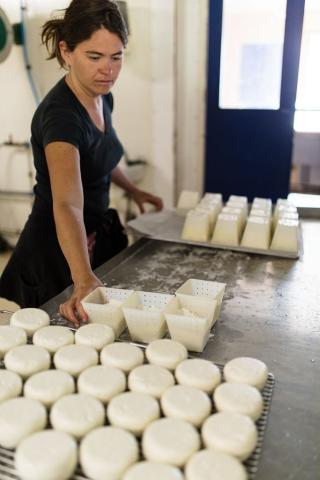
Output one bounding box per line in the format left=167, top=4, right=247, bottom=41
left=101, top=60, right=112, bottom=75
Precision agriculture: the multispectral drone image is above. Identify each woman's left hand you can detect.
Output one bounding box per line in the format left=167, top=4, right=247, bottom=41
left=130, top=188, right=163, bottom=213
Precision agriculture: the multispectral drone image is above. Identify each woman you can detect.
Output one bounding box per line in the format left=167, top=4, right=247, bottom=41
left=0, top=0, right=162, bottom=324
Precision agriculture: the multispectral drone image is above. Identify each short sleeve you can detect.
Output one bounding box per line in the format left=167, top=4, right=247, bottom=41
left=41, top=104, right=85, bottom=150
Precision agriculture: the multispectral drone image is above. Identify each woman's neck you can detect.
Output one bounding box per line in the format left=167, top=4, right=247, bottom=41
left=65, top=73, right=101, bottom=111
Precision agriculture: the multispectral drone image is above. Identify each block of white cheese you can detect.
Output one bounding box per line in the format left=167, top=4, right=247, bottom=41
left=4, top=345, right=50, bottom=379
left=223, top=357, right=268, bottom=390
left=161, top=385, right=211, bottom=427
left=78, top=365, right=126, bottom=404
left=185, top=449, right=247, bottom=480
left=227, top=195, right=248, bottom=215
left=213, top=382, right=263, bottom=421
left=128, top=364, right=175, bottom=399
left=15, top=430, right=77, bottom=480
left=176, top=190, right=200, bottom=213
left=10, top=308, right=50, bottom=336
left=241, top=216, right=271, bottom=250
left=270, top=219, right=299, bottom=253
left=195, top=203, right=222, bottom=230
left=142, top=417, right=200, bottom=467
left=201, top=412, right=257, bottom=461
left=175, top=358, right=221, bottom=394
left=24, top=370, right=75, bottom=407
left=107, top=391, right=160, bottom=436
left=222, top=206, right=246, bottom=230
left=80, top=426, right=138, bottom=480
left=211, top=213, right=242, bottom=246
left=0, top=397, right=46, bottom=448
left=50, top=393, right=104, bottom=439
left=252, top=197, right=272, bottom=213
left=33, top=326, right=74, bottom=354
left=181, top=209, right=212, bottom=242
left=249, top=208, right=271, bottom=219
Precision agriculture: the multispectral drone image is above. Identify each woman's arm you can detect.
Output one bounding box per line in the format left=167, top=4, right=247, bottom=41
left=111, top=165, right=163, bottom=212
left=45, top=141, right=102, bottom=325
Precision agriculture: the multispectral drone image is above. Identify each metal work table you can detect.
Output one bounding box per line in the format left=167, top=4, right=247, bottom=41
left=43, top=219, right=320, bottom=480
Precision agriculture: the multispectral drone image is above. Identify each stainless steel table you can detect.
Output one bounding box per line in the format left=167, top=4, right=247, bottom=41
left=43, top=219, right=320, bottom=480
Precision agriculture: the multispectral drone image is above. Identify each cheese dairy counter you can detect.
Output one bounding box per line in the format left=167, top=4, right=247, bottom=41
left=3, top=218, right=318, bottom=480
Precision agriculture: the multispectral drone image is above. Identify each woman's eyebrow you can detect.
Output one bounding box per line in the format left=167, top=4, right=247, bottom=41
left=85, top=50, right=123, bottom=56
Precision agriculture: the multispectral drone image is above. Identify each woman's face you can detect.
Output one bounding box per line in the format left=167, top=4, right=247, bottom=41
left=60, top=28, right=124, bottom=97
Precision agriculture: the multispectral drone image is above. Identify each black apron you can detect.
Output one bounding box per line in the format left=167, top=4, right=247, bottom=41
left=0, top=205, right=128, bottom=308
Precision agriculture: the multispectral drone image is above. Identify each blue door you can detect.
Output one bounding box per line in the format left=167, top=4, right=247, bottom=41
left=205, top=0, right=305, bottom=202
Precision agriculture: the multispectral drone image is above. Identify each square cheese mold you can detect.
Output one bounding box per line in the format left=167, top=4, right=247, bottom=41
left=81, top=287, right=134, bottom=337
left=123, top=291, right=175, bottom=343
left=164, top=297, right=213, bottom=353
left=175, top=278, right=226, bottom=325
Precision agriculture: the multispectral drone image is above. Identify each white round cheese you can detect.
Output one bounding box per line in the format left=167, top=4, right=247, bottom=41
left=185, top=449, right=247, bottom=480
left=146, top=339, right=187, bottom=371
left=75, top=323, right=115, bottom=351
left=0, top=325, right=27, bottom=358
left=142, top=417, right=200, bottom=467
left=78, top=365, right=126, bottom=403
left=201, top=412, right=258, bottom=461
left=161, top=385, right=211, bottom=427
left=0, top=370, right=23, bottom=403
left=213, top=382, right=263, bottom=421
left=175, top=358, right=221, bottom=393
left=24, top=370, right=75, bottom=407
left=100, top=342, right=144, bottom=373
left=107, top=391, right=160, bottom=436
left=128, top=364, right=175, bottom=399
left=10, top=308, right=50, bottom=336
left=80, top=426, right=138, bottom=480
left=15, top=430, right=77, bottom=480
left=224, top=357, right=268, bottom=390
left=50, top=393, right=104, bottom=440
left=53, top=344, right=98, bottom=377
left=33, top=326, right=74, bottom=353
left=124, top=461, right=184, bottom=480
left=0, top=397, right=47, bottom=448
left=4, top=345, right=51, bottom=379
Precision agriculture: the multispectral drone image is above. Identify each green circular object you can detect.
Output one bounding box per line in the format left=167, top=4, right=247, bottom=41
left=0, top=8, right=13, bottom=63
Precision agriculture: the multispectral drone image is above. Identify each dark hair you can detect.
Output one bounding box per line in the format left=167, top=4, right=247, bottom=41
left=42, top=0, right=128, bottom=68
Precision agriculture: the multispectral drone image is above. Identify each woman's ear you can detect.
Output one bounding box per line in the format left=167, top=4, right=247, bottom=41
left=59, top=40, right=72, bottom=67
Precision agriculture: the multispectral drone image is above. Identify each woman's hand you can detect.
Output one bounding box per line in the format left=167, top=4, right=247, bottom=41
left=59, top=273, right=103, bottom=326
left=130, top=188, right=163, bottom=213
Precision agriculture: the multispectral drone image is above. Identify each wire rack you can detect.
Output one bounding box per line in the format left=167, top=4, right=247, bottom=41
left=0, top=313, right=275, bottom=479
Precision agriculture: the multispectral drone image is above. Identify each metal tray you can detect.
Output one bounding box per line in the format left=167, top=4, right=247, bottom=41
left=0, top=341, right=275, bottom=480
left=128, top=209, right=301, bottom=259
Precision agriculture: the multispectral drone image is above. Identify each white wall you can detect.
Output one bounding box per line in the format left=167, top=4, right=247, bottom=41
left=0, top=0, right=184, bottom=243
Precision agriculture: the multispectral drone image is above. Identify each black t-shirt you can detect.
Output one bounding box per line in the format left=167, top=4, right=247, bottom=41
left=31, top=77, right=124, bottom=228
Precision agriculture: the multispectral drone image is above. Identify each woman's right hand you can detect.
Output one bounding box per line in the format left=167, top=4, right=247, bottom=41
left=59, top=273, right=103, bottom=326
